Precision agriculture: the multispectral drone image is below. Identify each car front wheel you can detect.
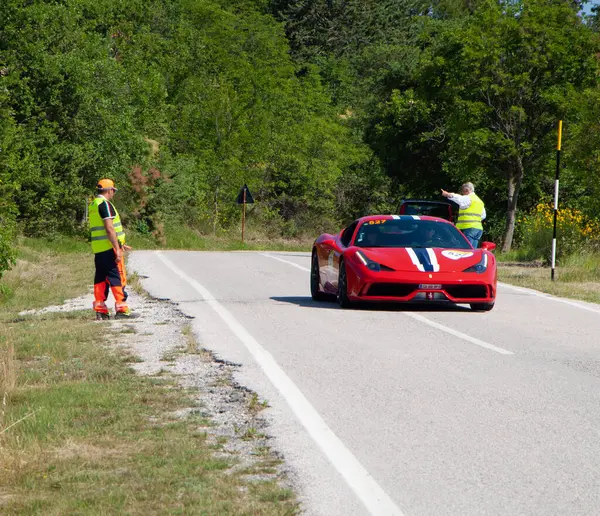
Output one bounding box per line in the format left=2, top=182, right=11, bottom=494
left=310, top=251, right=327, bottom=301
left=337, top=260, right=353, bottom=308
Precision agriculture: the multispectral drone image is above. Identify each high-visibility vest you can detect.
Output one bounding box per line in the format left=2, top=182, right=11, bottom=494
left=88, top=196, right=126, bottom=254
left=456, top=193, right=484, bottom=230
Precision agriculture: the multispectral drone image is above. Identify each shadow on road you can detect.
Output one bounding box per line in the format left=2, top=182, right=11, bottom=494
left=270, top=296, right=339, bottom=309
left=270, top=296, right=473, bottom=313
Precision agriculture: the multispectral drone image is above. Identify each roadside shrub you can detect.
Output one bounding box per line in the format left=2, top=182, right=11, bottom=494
left=518, top=203, right=600, bottom=262
left=0, top=232, right=16, bottom=281
left=0, top=213, right=17, bottom=281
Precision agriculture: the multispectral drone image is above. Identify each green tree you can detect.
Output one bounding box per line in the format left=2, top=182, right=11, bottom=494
left=560, top=88, right=600, bottom=220
left=0, top=75, right=17, bottom=279
left=447, top=0, right=599, bottom=250
left=1, top=0, right=149, bottom=234
left=143, top=0, right=370, bottom=233
left=369, top=0, right=600, bottom=250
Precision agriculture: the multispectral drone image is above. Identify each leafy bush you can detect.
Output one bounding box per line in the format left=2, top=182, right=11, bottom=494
left=0, top=231, right=16, bottom=281
left=518, top=203, right=600, bottom=262
left=0, top=185, right=17, bottom=281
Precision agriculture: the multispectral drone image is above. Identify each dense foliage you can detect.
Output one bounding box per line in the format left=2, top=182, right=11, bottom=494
left=1, top=0, right=600, bottom=276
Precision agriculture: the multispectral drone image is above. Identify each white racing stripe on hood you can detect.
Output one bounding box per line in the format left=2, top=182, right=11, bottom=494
left=411, top=215, right=420, bottom=220
left=406, top=248, right=425, bottom=272
left=426, top=248, right=440, bottom=272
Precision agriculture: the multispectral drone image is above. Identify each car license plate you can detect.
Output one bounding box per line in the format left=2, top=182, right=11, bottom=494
left=419, top=284, right=442, bottom=289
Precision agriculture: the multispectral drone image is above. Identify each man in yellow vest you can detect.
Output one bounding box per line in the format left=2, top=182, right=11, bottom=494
left=89, top=179, right=132, bottom=320
left=441, top=182, right=486, bottom=248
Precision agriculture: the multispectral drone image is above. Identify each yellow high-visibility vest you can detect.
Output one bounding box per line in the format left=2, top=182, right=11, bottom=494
left=456, top=193, right=484, bottom=230
left=88, top=196, right=125, bottom=254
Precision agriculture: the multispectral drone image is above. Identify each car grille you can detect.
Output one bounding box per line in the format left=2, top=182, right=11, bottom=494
left=365, top=283, right=489, bottom=299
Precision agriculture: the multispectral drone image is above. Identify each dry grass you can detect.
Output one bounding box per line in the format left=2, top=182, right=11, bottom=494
left=0, top=338, right=16, bottom=432
left=182, top=324, right=202, bottom=354
left=127, top=271, right=146, bottom=296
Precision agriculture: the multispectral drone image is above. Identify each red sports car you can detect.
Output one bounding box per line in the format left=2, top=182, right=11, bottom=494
left=310, top=215, right=497, bottom=311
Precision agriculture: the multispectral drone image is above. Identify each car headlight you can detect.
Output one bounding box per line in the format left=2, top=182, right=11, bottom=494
left=462, top=253, right=488, bottom=273
left=356, top=251, right=394, bottom=272
left=356, top=251, right=380, bottom=271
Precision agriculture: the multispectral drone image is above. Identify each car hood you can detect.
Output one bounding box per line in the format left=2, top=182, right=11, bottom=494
left=357, top=247, right=486, bottom=273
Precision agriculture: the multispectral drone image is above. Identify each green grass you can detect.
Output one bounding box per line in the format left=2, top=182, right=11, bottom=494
left=0, top=236, right=94, bottom=311
left=0, top=237, right=298, bottom=515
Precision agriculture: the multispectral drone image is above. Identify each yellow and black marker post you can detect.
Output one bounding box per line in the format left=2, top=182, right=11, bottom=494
left=551, top=120, right=562, bottom=281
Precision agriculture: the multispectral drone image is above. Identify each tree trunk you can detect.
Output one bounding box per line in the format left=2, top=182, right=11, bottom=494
left=501, top=157, right=525, bottom=252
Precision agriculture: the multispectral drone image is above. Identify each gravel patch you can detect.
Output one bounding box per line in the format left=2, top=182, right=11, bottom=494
left=19, top=287, right=294, bottom=489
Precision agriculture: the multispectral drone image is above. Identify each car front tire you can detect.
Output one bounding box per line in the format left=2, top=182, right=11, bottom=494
left=337, top=260, right=353, bottom=308
left=470, top=302, right=495, bottom=312
left=310, top=251, right=327, bottom=301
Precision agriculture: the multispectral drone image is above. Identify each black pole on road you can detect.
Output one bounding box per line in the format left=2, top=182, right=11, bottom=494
left=551, top=120, right=562, bottom=281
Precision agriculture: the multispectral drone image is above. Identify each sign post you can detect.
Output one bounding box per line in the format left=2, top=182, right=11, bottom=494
left=236, top=184, right=254, bottom=243
left=242, top=188, right=246, bottom=243
left=551, top=120, right=562, bottom=281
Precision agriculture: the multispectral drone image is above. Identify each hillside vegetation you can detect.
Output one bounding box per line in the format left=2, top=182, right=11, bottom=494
left=2, top=0, right=600, bottom=278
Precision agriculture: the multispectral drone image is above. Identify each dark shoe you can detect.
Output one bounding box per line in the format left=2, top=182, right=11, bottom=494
left=95, top=312, right=110, bottom=321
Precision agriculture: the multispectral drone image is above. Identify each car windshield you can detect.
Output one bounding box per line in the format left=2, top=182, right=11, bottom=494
left=354, top=220, right=471, bottom=249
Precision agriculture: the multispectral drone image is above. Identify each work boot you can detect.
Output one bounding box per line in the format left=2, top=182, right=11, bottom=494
left=115, top=308, right=137, bottom=319
left=95, top=312, right=110, bottom=321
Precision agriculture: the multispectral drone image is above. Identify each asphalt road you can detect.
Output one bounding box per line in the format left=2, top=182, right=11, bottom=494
left=129, top=250, right=600, bottom=516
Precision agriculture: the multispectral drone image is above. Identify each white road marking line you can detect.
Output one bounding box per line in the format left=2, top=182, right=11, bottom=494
left=155, top=251, right=405, bottom=516
left=404, top=313, right=513, bottom=355
left=499, top=282, right=600, bottom=315
left=260, top=252, right=310, bottom=272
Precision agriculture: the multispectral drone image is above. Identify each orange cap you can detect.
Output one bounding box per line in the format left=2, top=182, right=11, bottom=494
left=97, top=178, right=117, bottom=191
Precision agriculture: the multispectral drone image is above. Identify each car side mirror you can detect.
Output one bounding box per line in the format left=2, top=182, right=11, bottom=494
left=481, top=241, right=496, bottom=251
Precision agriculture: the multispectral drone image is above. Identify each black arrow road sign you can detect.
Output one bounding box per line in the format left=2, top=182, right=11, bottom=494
left=236, top=184, right=254, bottom=204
